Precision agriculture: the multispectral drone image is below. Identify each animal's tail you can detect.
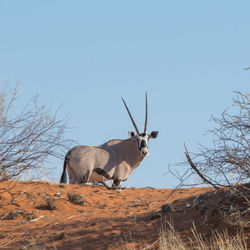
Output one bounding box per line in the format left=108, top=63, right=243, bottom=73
left=60, top=155, right=68, bottom=183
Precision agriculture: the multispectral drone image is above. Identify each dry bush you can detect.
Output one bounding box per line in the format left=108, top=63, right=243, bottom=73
left=184, top=92, right=249, bottom=187
left=181, top=92, right=250, bottom=227
left=165, top=92, right=249, bottom=231
left=0, top=85, right=72, bottom=182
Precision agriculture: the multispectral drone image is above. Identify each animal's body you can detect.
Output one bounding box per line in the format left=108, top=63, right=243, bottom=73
left=60, top=138, right=144, bottom=186
left=60, top=94, right=158, bottom=188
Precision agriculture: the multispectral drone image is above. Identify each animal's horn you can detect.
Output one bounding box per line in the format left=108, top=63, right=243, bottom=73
left=122, top=98, right=140, bottom=135
left=144, top=92, right=148, bottom=134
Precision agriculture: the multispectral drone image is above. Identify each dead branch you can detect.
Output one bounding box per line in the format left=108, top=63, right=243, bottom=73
left=184, top=143, right=219, bottom=190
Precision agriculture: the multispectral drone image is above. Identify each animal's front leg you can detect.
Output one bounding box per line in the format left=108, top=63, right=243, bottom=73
left=112, top=178, right=122, bottom=189
left=113, top=164, right=130, bottom=189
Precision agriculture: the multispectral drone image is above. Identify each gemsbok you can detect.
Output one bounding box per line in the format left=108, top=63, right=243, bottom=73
left=60, top=94, right=158, bottom=189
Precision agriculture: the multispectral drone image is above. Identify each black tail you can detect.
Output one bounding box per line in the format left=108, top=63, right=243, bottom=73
left=60, top=156, right=68, bottom=183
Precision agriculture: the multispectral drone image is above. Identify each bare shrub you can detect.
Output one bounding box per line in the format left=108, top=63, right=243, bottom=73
left=180, top=92, right=250, bottom=228
left=0, top=85, right=71, bottom=182
left=165, top=92, right=249, bottom=230
left=184, top=92, right=249, bottom=187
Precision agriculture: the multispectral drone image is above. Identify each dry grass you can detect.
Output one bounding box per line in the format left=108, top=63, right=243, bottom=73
left=210, top=229, right=247, bottom=250
left=123, top=221, right=247, bottom=250
left=158, top=222, right=246, bottom=250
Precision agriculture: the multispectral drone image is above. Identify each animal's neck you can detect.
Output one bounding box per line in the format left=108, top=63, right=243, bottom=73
left=102, top=138, right=144, bottom=169
left=125, top=138, right=144, bottom=169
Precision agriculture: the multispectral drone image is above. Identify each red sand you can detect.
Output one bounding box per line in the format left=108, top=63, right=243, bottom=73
left=0, top=181, right=249, bottom=249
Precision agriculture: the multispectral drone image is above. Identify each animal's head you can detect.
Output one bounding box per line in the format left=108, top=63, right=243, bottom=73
left=122, top=94, right=158, bottom=157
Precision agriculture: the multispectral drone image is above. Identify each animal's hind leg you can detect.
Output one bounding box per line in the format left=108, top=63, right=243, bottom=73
left=67, top=164, right=80, bottom=184
left=80, top=170, right=91, bottom=184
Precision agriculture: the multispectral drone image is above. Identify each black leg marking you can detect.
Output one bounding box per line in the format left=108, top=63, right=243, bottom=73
left=94, top=168, right=111, bottom=180
left=112, top=178, right=122, bottom=189
left=114, top=178, right=121, bottom=187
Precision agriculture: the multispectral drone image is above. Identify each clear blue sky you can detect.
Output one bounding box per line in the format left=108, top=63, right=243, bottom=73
left=0, top=1, right=249, bottom=188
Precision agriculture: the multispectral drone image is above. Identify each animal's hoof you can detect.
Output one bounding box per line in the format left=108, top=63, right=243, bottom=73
left=111, top=184, right=121, bottom=190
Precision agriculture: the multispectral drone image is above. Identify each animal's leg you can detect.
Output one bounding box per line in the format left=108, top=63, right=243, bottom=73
left=67, top=164, right=79, bottom=184
left=112, top=178, right=122, bottom=189
left=100, top=181, right=113, bottom=190
left=113, top=164, right=130, bottom=189
left=80, top=170, right=91, bottom=184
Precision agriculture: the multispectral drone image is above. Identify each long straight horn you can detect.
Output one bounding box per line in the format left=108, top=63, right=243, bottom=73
left=144, top=92, right=148, bottom=134
left=122, top=98, right=140, bottom=135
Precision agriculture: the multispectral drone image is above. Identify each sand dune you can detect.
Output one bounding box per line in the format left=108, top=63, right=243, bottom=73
left=0, top=181, right=249, bottom=249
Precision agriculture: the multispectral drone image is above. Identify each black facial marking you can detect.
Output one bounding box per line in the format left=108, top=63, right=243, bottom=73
left=141, top=140, right=146, bottom=148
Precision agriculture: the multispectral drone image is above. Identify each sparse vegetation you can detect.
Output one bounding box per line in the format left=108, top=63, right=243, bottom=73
left=123, top=221, right=247, bottom=250
left=171, top=92, right=250, bottom=227
left=157, top=222, right=247, bottom=250
left=184, top=92, right=249, bottom=187
left=167, top=92, right=249, bottom=189
left=163, top=91, right=250, bottom=249
left=0, top=85, right=71, bottom=182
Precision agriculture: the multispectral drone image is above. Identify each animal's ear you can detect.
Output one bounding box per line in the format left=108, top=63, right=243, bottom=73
left=149, top=131, right=158, bottom=139
left=128, top=131, right=135, bottom=138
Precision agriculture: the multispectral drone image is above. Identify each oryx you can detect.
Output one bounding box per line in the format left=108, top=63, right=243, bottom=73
left=60, top=94, right=158, bottom=188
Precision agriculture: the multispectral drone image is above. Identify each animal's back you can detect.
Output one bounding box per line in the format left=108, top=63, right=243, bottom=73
left=101, top=139, right=123, bottom=147
left=68, top=145, right=96, bottom=161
